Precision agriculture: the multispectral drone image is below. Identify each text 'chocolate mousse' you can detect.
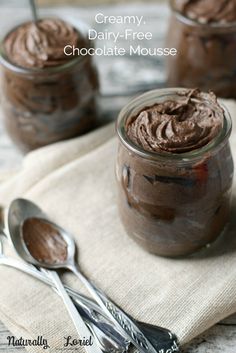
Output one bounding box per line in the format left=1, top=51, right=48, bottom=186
left=126, top=89, right=224, bottom=154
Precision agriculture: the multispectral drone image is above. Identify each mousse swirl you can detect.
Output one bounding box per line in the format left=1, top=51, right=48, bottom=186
left=4, top=18, right=86, bottom=69
left=172, top=0, right=236, bottom=23
left=126, top=89, right=224, bottom=154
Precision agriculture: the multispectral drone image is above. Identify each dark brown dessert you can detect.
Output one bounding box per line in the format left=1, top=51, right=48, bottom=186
left=116, top=88, right=234, bottom=257
left=172, top=0, right=236, bottom=23
left=126, top=89, right=223, bottom=153
left=0, top=18, right=99, bottom=152
left=4, top=19, right=85, bottom=69
left=166, top=0, right=236, bottom=99
left=22, top=217, right=67, bottom=264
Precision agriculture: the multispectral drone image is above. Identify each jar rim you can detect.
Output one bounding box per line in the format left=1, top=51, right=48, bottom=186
left=116, top=88, right=232, bottom=163
left=0, top=18, right=88, bottom=75
left=169, top=2, right=236, bottom=29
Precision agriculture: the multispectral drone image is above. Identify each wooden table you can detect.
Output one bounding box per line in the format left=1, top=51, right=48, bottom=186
left=0, top=3, right=236, bottom=352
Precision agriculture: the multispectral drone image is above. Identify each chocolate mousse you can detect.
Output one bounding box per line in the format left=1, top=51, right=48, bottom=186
left=22, top=217, right=67, bottom=265
left=172, top=0, right=236, bottom=23
left=126, top=89, right=224, bottom=153
left=166, top=0, right=236, bottom=98
left=0, top=18, right=99, bottom=152
left=4, top=19, right=86, bottom=69
left=116, top=88, right=234, bottom=257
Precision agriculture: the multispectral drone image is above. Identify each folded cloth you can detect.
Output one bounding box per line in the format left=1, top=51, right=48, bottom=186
left=0, top=99, right=236, bottom=353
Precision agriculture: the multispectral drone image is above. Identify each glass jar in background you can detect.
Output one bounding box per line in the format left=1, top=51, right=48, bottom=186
left=0, top=22, right=99, bottom=153
left=166, top=5, right=236, bottom=99
left=116, top=88, right=234, bottom=257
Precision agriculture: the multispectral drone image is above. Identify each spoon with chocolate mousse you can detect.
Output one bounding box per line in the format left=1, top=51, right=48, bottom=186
left=7, top=198, right=179, bottom=353
left=0, top=231, right=129, bottom=353
left=7, top=201, right=103, bottom=353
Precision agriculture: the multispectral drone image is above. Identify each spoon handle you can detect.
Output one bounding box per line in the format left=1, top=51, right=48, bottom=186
left=47, top=270, right=103, bottom=353
left=0, top=255, right=128, bottom=353
left=71, top=266, right=158, bottom=353
left=29, top=0, right=38, bottom=22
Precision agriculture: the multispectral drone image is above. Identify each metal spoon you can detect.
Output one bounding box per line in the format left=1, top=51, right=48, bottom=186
left=0, top=236, right=128, bottom=353
left=0, top=233, right=178, bottom=352
left=7, top=198, right=180, bottom=353
left=0, top=216, right=129, bottom=353
left=29, top=0, right=38, bottom=22
left=7, top=201, right=103, bottom=353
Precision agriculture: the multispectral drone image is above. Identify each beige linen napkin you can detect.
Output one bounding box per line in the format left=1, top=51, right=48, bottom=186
left=0, top=100, right=236, bottom=352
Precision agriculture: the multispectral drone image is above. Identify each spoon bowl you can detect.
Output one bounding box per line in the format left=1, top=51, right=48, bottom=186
left=8, top=199, right=76, bottom=269
left=21, top=217, right=76, bottom=269
left=7, top=198, right=44, bottom=261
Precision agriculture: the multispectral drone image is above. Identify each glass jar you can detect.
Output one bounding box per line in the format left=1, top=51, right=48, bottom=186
left=166, top=6, right=236, bottom=99
left=0, top=27, right=99, bottom=153
left=116, top=88, right=234, bottom=257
